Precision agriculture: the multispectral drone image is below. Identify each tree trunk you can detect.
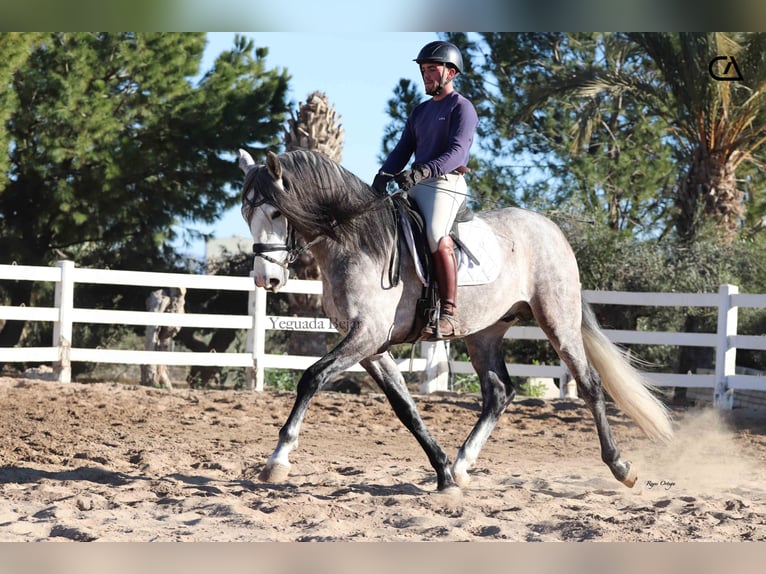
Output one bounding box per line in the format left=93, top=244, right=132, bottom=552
left=187, top=329, right=238, bottom=388
left=284, top=91, right=345, bottom=162
left=140, top=287, right=185, bottom=389
left=286, top=251, right=327, bottom=358
left=674, top=152, right=741, bottom=402
left=0, top=281, right=34, bottom=371
left=174, top=327, right=238, bottom=388
left=676, top=151, right=743, bottom=242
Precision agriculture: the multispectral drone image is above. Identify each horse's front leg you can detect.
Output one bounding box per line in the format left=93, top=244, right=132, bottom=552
left=361, top=353, right=457, bottom=491
left=258, top=321, right=371, bottom=484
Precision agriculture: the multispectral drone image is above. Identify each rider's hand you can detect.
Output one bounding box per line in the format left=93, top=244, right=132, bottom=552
left=372, top=172, right=393, bottom=194
left=394, top=164, right=430, bottom=191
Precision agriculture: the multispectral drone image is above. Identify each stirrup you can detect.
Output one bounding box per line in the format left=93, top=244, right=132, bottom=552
left=421, top=314, right=459, bottom=340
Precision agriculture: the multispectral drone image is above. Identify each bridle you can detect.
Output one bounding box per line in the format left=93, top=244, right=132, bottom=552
left=242, top=171, right=398, bottom=285
left=243, top=194, right=323, bottom=269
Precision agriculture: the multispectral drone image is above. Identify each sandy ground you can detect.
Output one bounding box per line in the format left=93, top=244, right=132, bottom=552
left=0, top=375, right=764, bottom=542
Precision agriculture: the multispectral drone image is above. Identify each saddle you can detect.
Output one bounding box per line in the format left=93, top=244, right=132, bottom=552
left=395, top=193, right=474, bottom=267
left=389, top=193, right=498, bottom=343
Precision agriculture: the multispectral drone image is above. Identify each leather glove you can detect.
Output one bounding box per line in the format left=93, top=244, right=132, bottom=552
left=372, top=172, right=393, bottom=194
left=394, top=164, right=430, bottom=191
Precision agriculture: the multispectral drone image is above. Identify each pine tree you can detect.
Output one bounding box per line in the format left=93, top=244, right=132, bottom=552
left=0, top=33, right=290, bottom=351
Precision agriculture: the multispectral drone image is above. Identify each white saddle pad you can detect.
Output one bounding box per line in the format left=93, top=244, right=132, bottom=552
left=454, top=217, right=502, bottom=285
left=400, top=214, right=501, bottom=287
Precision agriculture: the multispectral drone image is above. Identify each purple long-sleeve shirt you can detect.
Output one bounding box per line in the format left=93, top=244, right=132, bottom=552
left=380, top=91, right=478, bottom=178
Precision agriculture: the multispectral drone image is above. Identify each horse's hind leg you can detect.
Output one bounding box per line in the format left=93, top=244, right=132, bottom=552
left=575, top=363, right=636, bottom=486
left=361, top=353, right=457, bottom=491
left=532, top=302, right=635, bottom=486
left=452, top=326, right=516, bottom=487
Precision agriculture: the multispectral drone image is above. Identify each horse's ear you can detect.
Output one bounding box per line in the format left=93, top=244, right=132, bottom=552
left=266, top=151, right=282, bottom=181
left=238, top=148, right=256, bottom=175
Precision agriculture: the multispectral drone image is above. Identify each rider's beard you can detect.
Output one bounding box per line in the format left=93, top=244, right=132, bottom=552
left=424, top=80, right=440, bottom=96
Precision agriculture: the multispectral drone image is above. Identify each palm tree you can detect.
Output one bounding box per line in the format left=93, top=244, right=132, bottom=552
left=284, top=90, right=345, bottom=160
left=562, top=32, right=766, bottom=241
left=283, top=92, right=344, bottom=358
left=535, top=33, right=766, bottom=403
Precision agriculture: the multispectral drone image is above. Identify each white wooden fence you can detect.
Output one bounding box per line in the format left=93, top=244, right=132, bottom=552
left=1, top=260, right=765, bottom=409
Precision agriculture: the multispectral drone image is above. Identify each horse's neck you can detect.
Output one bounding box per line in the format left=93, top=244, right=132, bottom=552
left=309, top=239, right=352, bottom=274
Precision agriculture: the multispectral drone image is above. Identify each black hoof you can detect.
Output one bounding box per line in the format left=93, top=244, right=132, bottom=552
left=610, top=460, right=638, bottom=488
left=436, top=469, right=459, bottom=492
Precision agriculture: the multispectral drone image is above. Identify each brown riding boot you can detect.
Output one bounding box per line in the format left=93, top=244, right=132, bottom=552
left=422, top=236, right=460, bottom=340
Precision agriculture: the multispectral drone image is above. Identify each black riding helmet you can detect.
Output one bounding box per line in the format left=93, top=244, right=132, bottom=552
left=414, top=41, right=463, bottom=74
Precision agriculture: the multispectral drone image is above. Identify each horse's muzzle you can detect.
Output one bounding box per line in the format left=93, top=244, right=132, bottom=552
left=253, top=270, right=287, bottom=292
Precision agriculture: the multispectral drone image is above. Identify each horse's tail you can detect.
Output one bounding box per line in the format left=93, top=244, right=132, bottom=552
left=581, top=301, right=674, bottom=443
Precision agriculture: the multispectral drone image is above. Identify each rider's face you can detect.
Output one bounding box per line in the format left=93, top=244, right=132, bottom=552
left=420, top=63, right=452, bottom=95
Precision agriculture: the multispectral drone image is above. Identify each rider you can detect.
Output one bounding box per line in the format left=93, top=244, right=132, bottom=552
left=373, top=40, right=479, bottom=339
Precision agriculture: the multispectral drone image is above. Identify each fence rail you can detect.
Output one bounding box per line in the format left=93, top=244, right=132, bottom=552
left=1, top=261, right=765, bottom=409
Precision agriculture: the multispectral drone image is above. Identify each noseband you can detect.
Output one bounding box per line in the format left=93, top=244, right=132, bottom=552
left=252, top=228, right=297, bottom=268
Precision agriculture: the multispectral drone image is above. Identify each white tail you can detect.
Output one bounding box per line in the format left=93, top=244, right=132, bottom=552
left=581, top=304, right=674, bottom=442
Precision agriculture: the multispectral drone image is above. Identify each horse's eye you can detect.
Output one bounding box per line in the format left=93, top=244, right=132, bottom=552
left=271, top=210, right=282, bottom=220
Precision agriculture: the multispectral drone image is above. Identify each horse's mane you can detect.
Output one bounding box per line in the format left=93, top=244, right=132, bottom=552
left=244, top=150, right=395, bottom=263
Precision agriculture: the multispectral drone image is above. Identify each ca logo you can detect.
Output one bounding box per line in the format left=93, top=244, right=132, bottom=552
left=709, top=56, right=744, bottom=81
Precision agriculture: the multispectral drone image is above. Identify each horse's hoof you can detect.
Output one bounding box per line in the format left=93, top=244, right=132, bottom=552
left=258, top=462, right=290, bottom=483
left=452, top=458, right=471, bottom=488
left=619, top=462, right=638, bottom=488
left=453, top=470, right=470, bottom=488
left=435, top=485, right=463, bottom=503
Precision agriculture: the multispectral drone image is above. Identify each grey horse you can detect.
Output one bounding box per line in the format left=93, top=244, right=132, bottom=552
left=238, top=148, right=672, bottom=492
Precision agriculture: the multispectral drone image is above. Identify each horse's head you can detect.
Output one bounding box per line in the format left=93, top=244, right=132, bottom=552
left=239, top=149, right=290, bottom=292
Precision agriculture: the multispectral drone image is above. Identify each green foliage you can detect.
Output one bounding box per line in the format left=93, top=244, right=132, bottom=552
left=451, top=373, right=480, bottom=394
left=266, top=369, right=299, bottom=392
left=0, top=33, right=43, bottom=186
left=444, top=33, right=766, bottom=244
left=0, top=32, right=291, bottom=353
left=1, top=33, right=290, bottom=270
left=449, top=32, right=678, bottom=235
left=519, top=379, right=548, bottom=398
left=379, top=78, right=423, bottom=166
left=558, top=209, right=766, bottom=371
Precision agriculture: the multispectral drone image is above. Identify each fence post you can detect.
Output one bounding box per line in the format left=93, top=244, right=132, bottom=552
left=559, top=367, right=577, bottom=399
left=53, top=260, right=74, bottom=383
left=714, top=284, right=738, bottom=410
left=419, top=341, right=450, bottom=393
left=245, top=284, right=255, bottom=391
left=245, top=275, right=266, bottom=392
